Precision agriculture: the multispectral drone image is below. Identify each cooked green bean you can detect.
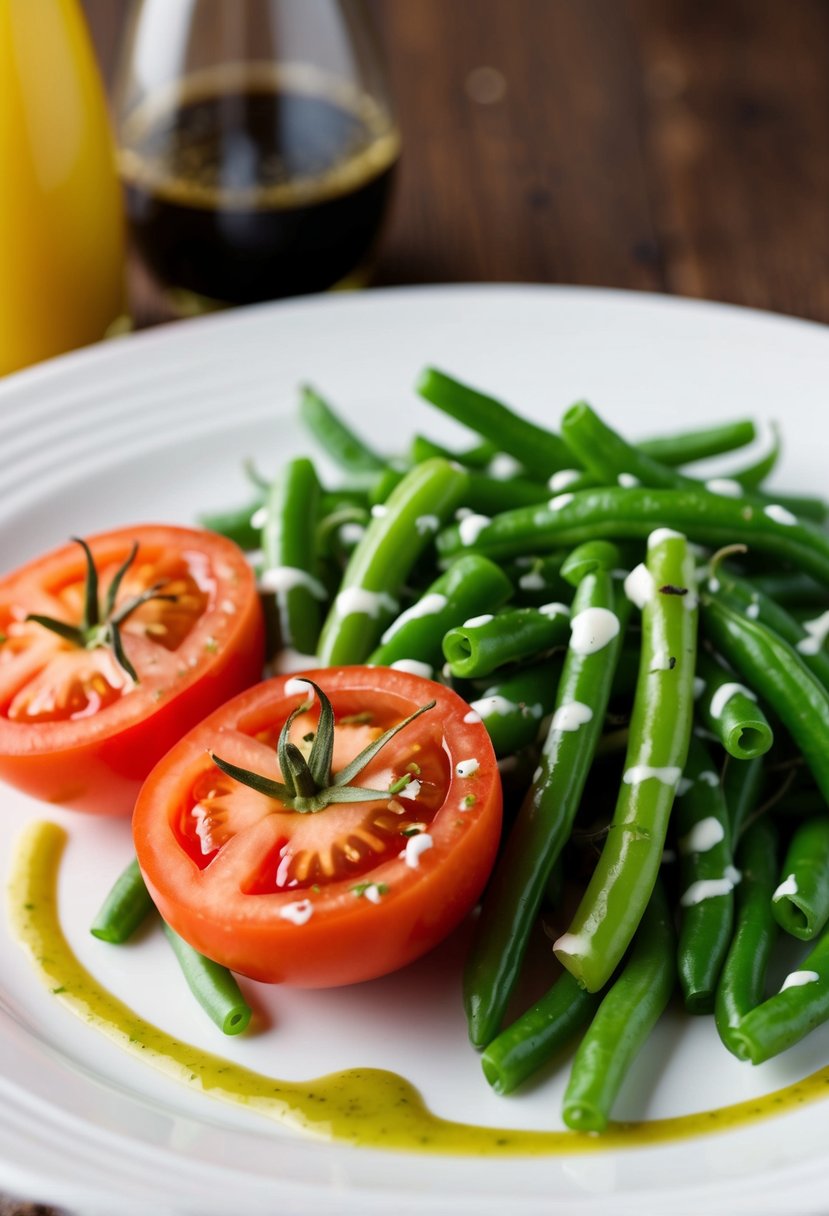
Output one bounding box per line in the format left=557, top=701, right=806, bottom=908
left=722, top=754, right=764, bottom=840
left=695, top=650, right=773, bottom=760
left=466, top=660, right=561, bottom=757
left=409, top=433, right=498, bottom=469
left=746, top=571, right=828, bottom=609
left=714, top=816, right=779, bottom=1056
left=161, top=921, right=252, bottom=1036
left=316, top=458, right=469, bottom=665
left=368, top=555, right=513, bottom=675
left=555, top=529, right=697, bottom=992
left=465, top=541, right=628, bottom=1046
left=728, top=921, right=829, bottom=1064
left=505, top=554, right=572, bottom=606
left=481, top=971, right=600, bottom=1095
left=638, top=418, right=757, bottom=467
left=721, top=422, right=781, bottom=489
left=675, top=738, right=735, bottom=1013
left=707, top=567, right=829, bottom=692
left=260, top=457, right=324, bottom=655
left=300, top=384, right=386, bottom=474
left=199, top=498, right=263, bottom=551
left=436, top=486, right=829, bottom=589
left=464, top=471, right=552, bottom=514
left=90, top=858, right=155, bottom=943
left=771, top=817, right=829, bottom=941
left=443, top=604, right=571, bottom=679
left=562, top=879, right=675, bottom=1132
left=701, top=595, right=829, bottom=802
left=416, top=366, right=573, bottom=477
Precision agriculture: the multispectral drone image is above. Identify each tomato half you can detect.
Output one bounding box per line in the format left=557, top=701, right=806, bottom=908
left=133, top=667, right=502, bottom=987
left=0, top=525, right=265, bottom=814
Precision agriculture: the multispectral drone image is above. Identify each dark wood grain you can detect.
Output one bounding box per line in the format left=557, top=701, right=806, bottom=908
left=5, top=2, right=829, bottom=1213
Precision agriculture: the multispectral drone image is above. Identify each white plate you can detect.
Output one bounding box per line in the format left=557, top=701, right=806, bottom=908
left=1, top=285, right=829, bottom=1216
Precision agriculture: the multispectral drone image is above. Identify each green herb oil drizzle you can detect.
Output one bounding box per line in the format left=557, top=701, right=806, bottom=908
left=8, top=820, right=829, bottom=1155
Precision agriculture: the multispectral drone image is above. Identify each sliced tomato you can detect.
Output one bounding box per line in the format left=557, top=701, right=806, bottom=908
left=0, top=525, right=265, bottom=814
left=133, top=667, right=502, bottom=987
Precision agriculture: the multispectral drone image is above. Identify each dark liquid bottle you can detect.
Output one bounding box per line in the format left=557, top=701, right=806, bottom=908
left=114, top=2, right=398, bottom=310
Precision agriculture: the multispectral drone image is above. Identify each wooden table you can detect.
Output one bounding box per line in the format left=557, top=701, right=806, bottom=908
left=79, top=0, right=829, bottom=328
left=4, top=1, right=829, bottom=1212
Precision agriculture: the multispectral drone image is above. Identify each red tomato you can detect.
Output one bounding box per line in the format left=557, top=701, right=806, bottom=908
left=0, top=525, right=265, bottom=814
left=133, top=667, right=502, bottom=987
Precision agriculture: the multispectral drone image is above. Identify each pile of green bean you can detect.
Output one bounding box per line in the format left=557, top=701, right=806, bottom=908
left=190, top=368, right=829, bottom=1128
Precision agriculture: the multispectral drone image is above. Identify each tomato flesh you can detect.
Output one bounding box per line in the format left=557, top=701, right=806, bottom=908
left=0, top=526, right=265, bottom=814
left=133, top=667, right=502, bottom=987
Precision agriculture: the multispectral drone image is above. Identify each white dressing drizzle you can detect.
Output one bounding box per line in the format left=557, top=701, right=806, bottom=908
left=334, top=587, right=398, bottom=619
left=569, top=608, right=620, bottom=655
left=764, top=504, right=798, bottom=527
left=797, top=610, right=829, bottom=657
left=772, top=874, right=799, bottom=902
left=624, top=564, right=655, bottom=609
left=679, top=817, right=725, bottom=855
left=380, top=593, right=448, bottom=643
left=279, top=900, right=313, bottom=925
left=710, top=682, right=756, bottom=719
left=390, top=659, right=434, bottom=679
left=780, top=970, right=820, bottom=992
left=403, top=833, right=433, bottom=868
left=458, top=514, right=491, bottom=546
left=550, top=702, right=594, bottom=732
left=623, top=765, right=682, bottom=787
left=259, top=566, right=327, bottom=600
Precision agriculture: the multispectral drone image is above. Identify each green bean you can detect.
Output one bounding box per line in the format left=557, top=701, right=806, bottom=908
left=714, top=816, right=779, bottom=1056
left=555, top=529, right=697, bottom=992
left=504, top=554, right=572, bottom=606
left=161, top=921, right=252, bottom=1035
left=468, top=661, right=561, bottom=757
left=260, top=457, right=325, bottom=655
left=746, top=571, right=828, bottom=609
left=728, top=921, right=829, bottom=1064
left=695, top=650, right=773, bottom=760
left=562, top=879, right=675, bottom=1132
left=198, top=499, right=263, bottom=551
left=416, top=366, right=573, bottom=477
left=443, top=605, right=571, bottom=680
left=674, top=738, right=736, bottom=1013
left=638, top=418, right=757, bottom=467
left=368, top=467, right=405, bottom=505
left=722, top=754, right=764, bottom=840
left=300, top=384, right=386, bottom=474
left=316, top=458, right=469, bottom=665
left=409, top=434, right=498, bottom=469
left=90, top=858, right=155, bottom=943
left=720, top=422, right=781, bottom=489
left=701, top=595, right=829, bottom=803
left=436, top=486, right=829, bottom=589
left=367, top=555, right=513, bottom=675
left=771, top=817, right=829, bottom=941
left=707, top=567, right=829, bottom=692
left=764, top=492, right=829, bottom=525
left=463, top=472, right=551, bottom=514
left=562, top=402, right=697, bottom=492
left=464, top=542, right=628, bottom=1045
left=481, top=972, right=600, bottom=1095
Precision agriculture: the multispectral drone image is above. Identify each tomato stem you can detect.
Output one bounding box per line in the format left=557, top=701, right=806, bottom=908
left=24, top=537, right=176, bottom=684
left=210, top=680, right=436, bottom=814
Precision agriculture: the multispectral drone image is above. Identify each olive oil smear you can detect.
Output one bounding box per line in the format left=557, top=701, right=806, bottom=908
left=9, top=820, right=829, bottom=1155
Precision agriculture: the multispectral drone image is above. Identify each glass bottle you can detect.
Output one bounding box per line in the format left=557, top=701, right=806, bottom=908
left=0, top=0, right=126, bottom=375
left=113, top=0, right=399, bottom=312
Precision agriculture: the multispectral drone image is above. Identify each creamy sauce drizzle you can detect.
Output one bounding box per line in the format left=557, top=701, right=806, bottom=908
left=10, top=821, right=829, bottom=1156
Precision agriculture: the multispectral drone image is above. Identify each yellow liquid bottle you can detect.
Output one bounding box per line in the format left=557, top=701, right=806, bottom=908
left=0, top=0, right=125, bottom=375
